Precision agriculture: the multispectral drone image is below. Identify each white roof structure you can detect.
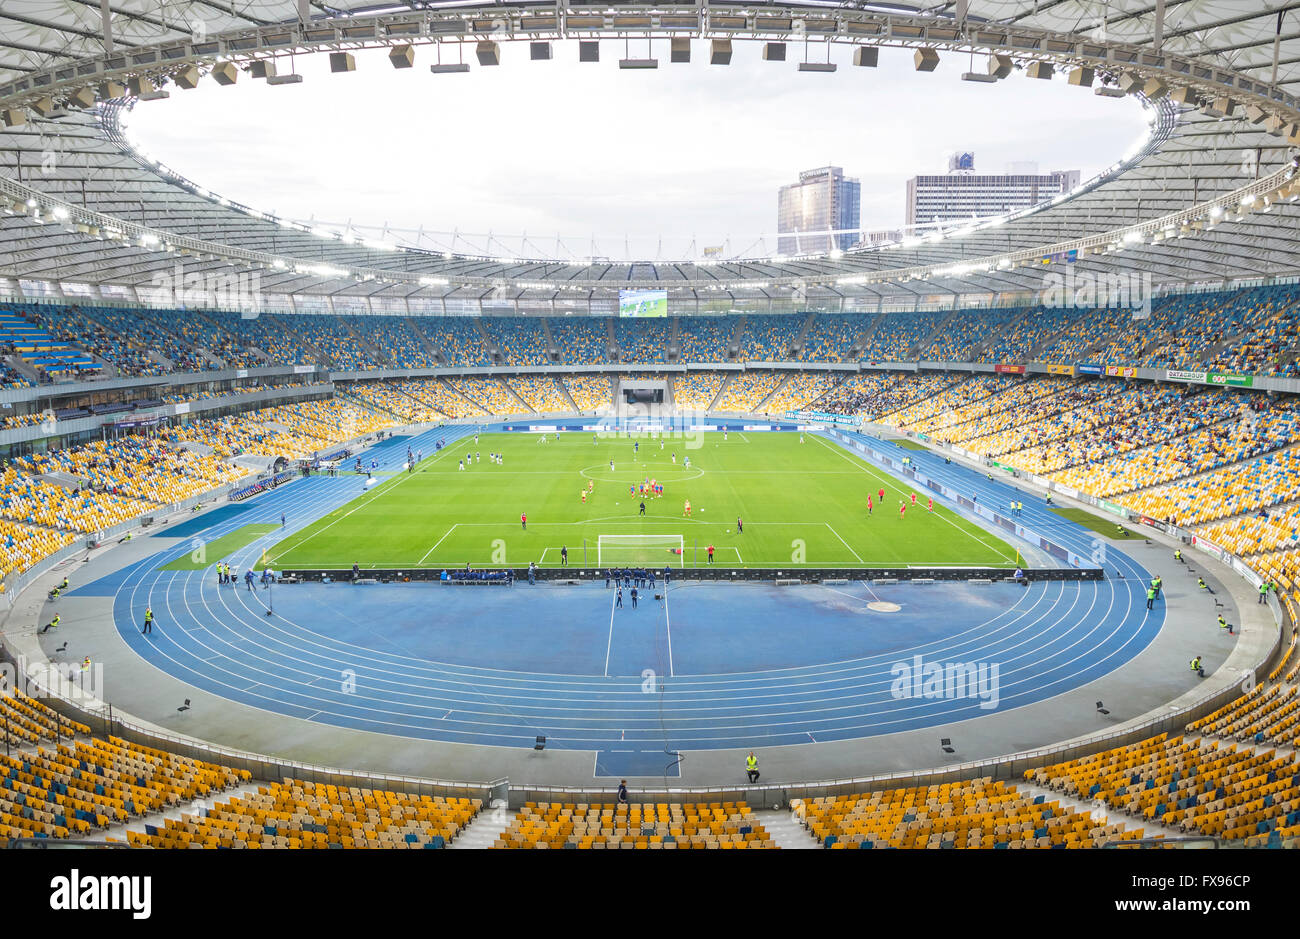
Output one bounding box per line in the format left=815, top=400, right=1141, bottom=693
left=2, top=1, right=1300, bottom=311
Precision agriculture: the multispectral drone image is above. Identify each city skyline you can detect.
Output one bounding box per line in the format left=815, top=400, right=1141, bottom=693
left=124, top=41, right=1148, bottom=250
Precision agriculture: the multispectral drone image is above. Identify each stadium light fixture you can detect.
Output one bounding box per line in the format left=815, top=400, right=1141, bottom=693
left=266, top=74, right=303, bottom=86
left=210, top=62, right=238, bottom=85
left=798, top=62, right=836, bottom=73
left=389, top=45, right=415, bottom=69
left=962, top=71, right=996, bottom=84
left=763, top=42, right=786, bottom=61
left=476, top=42, right=500, bottom=66
left=710, top=40, right=732, bottom=65
left=914, top=49, right=939, bottom=72
left=1067, top=66, right=1094, bottom=87
left=530, top=42, right=553, bottom=61
left=853, top=47, right=879, bottom=68
left=1025, top=61, right=1053, bottom=80
left=579, top=41, right=599, bottom=63
left=329, top=52, right=357, bottom=73
left=173, top=66, right=201, bottom=90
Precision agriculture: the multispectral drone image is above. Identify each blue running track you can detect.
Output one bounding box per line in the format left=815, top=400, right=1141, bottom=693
left=80, top=427, right=1162, bottom=761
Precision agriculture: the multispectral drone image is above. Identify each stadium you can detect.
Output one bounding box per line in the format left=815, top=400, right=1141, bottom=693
left=0, top=1, right=1297, bottom=886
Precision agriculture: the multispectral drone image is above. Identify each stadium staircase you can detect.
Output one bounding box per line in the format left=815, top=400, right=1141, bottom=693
left=604, top=316, right=619, bottom=362
left=500, top=378, right=536, bottom=414
left=1023, top=309, right=1096, bottom=362
left=333, top=385, right=406, bottom=423
left=3, top=353, right=41, bottom=384
left=447, top=801, right=515, bottom=849
left=784, top=312, right=817, bottom=360
left=845, top=312, right=881, bottom=359
left=470, top=318, right=493, bottom=364
left=339, top=317, right=388, bottom=368
left=554, top=375, right=579, bottom=411
left=539, top=317, right=558, bottom=363
left=1095, top=429, right=1299, bottom=501
left=727, top=315, right=747, bottom=361
left=447, top=380, right=494, bottom=415
left=707, top=372, right=733, bottom=411
left=1198, top=292, right=1300, bottom=369
left=394, top=383, right=452, bottom=419
left=754, top=809, right=818, bottom=848
left=271, top=315, right=327, bottom=368
left=913, top=307, right=963, bottom=360
left=402, top=315, right=441, bottom=364
left=752, top=373, right=790, bottom=413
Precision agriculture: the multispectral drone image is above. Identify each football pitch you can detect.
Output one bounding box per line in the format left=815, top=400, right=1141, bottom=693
left=265, top=432, right=1020, bottom=570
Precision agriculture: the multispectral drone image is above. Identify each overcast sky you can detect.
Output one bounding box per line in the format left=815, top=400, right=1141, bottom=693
left=124, top=41, right=1149, bottom=257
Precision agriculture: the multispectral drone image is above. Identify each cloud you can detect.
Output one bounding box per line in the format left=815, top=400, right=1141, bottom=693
left=125, top=42, right=1149, bottom=254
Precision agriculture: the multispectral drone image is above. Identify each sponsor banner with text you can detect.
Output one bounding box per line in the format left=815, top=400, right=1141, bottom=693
left=994, top=363, right=1026, bottom=375
left=1192, top=535, right=1226, bottom=561
left=1044, top=363, right=1075, bottom=376
left=784, top=410, right=859, bottom=426
left=1077, top=364, right=1103, bottom=375
left=1099, top=499, right=1128, bottom=518
left=1104, top=365, right=1138, bottom=378
left=1166, top=369, right=1207, bottom=384
left=1208, top=372, right=1254, bottom=388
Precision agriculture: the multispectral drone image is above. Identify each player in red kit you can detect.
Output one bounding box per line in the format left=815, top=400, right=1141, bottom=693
left=867, top=496, right=873, bottom=516
left=521, top=512, right=527, bottom=530
left=910, top=492, right=917, bottom=505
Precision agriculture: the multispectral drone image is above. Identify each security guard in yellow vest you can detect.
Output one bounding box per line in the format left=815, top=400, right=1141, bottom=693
left=1218, top=614, right=1233, bottom=636
left=40, top=614, right=59, bottom=634
left=142, top=607, right=153, bottom=635
left=1190, top=656, right=1204, bottom=678
left=745, top=752, right=759, bottom=784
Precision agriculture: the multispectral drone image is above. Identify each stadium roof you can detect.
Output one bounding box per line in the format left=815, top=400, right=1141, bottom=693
left=3, top=1, right=1300, bottom=309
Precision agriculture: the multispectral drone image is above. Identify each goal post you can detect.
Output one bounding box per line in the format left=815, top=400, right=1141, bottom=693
left=597, top=534, right=686, bottom=568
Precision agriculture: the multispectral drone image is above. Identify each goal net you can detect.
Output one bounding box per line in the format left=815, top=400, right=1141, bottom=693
left=597, top=534, right=686, bottom=568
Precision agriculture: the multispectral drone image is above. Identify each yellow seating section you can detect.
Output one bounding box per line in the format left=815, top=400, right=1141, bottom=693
left=562, top=375, right=612, bottom=411
left=127, top=779, right=480, bottom=849
left=714, top=371, right=785, bottom=412
left=495, top=800, right=775, bottom=849
left=794, top=777, right=1144, bottom=849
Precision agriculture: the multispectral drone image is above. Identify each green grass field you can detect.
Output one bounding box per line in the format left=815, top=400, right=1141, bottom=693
left=265, top=432, right=1021, bottom=570
left=163, top=524, right=278, bottom=570
left=1050, top=506, right=1142, bottom=540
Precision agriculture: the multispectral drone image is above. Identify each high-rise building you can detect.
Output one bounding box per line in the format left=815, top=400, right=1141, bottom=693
left=906, top=154, right=1080, bottom=229
left=777, top=166, right=861, bottom=256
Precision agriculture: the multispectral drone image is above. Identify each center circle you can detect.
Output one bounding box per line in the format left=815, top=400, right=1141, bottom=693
left=579, top=463, right=705, bottom=485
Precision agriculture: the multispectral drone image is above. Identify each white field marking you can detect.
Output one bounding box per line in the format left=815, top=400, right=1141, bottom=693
left=819, top=582, right=881, bottom=606
left=604, top=586, right=617, bottom=677
left=417, top=524, right=459, bottom=565
left=810, top=433, right=1018, bottom=564
left=824, top=522, right=863, bottom=564
left=269, top=438, right=461, bottom=557
left=663, top=583, right=675, bottom=677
